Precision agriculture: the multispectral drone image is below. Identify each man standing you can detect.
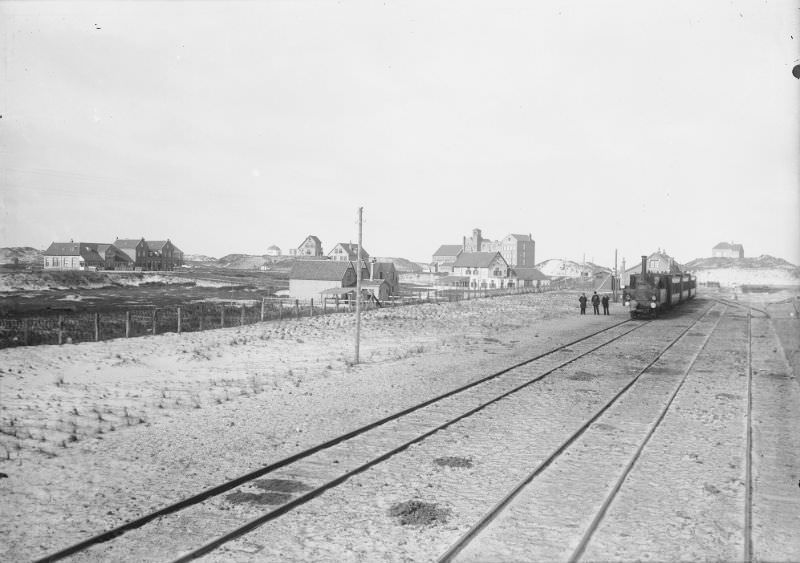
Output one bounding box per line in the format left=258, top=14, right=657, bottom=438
left=579, top=293, right=587, bottom=315
left=601, top=294, right=610, bottom=315
left=591, top=291, right=600, bottom=315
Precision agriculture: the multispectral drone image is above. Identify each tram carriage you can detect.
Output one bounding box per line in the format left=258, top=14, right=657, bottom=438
left=623, top=255, right=696, bottom=318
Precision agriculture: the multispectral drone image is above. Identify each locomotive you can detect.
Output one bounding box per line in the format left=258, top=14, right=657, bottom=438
left=622, top=255, right=696, bottom=318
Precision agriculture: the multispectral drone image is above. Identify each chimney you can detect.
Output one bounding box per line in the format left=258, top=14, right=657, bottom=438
left=370, top=258, right=376, bottom=280
left=641, top=255, right=648, bottom=275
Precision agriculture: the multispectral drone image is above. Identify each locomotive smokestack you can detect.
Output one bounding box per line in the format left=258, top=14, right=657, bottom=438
left=641, top=255, right=647, bottom=275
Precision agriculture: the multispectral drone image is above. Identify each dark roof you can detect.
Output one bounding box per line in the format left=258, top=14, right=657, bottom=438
left=114, top=238, right=144, bottom=248
left=433, top=244, right=463, bottom=257
left=146, top=240, right=169, bottom=250
left=289, top=260, right=352, bottom=281
left=439, top=275, right=470, bottom=283
left=511, top=267, right=549, bottom=281
left=44, top=242, right=104, bottom=262
left=301, top=235, right=321, bottom=245
left=713, top=242, right=743, bottom=251
left=453, top=252, right=506, bottom=268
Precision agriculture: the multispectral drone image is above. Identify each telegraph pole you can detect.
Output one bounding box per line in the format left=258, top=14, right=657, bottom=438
left=613, top=248, right=618, bottom=302
left=354, top=206, right=363, bottom=364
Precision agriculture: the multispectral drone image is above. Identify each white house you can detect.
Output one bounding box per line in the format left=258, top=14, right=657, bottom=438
left=451, top=251, right=512, bottom=289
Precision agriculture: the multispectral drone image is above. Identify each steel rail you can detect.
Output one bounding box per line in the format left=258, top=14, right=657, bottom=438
left=170, top=318, right=653, bottom=562
left=712, top=297, right=769, bottom=318
left=35, top=318, right=638, bottom=563
left=436, top=302, right=719, bottom=563
left=568, top=304, right=726, bottom=561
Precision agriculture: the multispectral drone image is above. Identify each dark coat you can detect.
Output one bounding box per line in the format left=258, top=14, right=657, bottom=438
left=579, top=296, right=587, bottom=306
left=601, top=296, right=609, bottom=306
left=591, top=294, right=600, bottom=305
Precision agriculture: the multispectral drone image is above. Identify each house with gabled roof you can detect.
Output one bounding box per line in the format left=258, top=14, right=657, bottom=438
left=452, top=251, right=512, bottom=289
left=295, top=235, right=323, bottom=257
left=712, top=241, right=744, bottom=259
left=431, top=244, right=463, bottom=273
left=511, top=267, right=550, bottom=288
left=329, top=242, right=369, bottom=262
left=114, top=238, right=148, bottom=269
left=95, top=243, right=133, bottom=270
left=43, top=241, right=105, bottom=270
left=289, top=260, right=364, bottom=300
left=145, top=239, right=182, bottom=271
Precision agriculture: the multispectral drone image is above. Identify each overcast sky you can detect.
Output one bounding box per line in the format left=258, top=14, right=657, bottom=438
left=1, top=1, right=798, bottom=267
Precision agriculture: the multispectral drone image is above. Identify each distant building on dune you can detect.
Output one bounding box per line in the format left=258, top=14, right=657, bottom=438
left=329, top=242, right=369, bottom=262
left=295, top=235, right=323, bottom=257
left=266, top=245, right=281, bottom=257
left=712, top=242, right=744, bottom=259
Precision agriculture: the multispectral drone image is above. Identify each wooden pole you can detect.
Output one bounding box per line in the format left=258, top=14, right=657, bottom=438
left=199, top=304, right=204, bottom=331
left=23, top=319, right=30, bottom=346
left=355, top=206, right=363, bottom=364
left=152, top=309, right=157, bottom=336
left=310, top=298, right=314, bottom=317
left=240, top=305, right=245, bottom=326
left=177, top=307, right=181, bottom=334
left=260, top=298, right=265, bottom=322
left=220, top=306, right=225, bottom=328
left=125, top=311, right=131, bottom=338
left=323, top=298, right=327, bottom=314
left=58, top=314, right=64, bottom=345
left=94, top=312, right=100, bottom=341
left=294, top=299, right=299, bottom=319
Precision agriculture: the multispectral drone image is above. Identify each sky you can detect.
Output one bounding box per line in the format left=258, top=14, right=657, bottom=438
left=1, top=0, right=798, bottom=267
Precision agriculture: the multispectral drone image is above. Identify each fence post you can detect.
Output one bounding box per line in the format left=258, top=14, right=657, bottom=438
left=58, top=314, right=64, bottom=345
left=24, top=319, right=30, bottom=346
left=199, top=304, right=204, bottom=331
left=260, top=298, right=265, bottom=322
left=294, top=299, right=299, bottom=319
left=152, top=309, right=157, bottom=336
left=220, top=306, right=225, bottom=328
left=323, top=298, right=327, bottom=314
left=310, top=298, right=314, bottom=317
left=125, top=311, right=131, bottom=338
left=240, top=305, right=245, bottom=326
left=335, top=296, right=339, bottom=311
left=278, top=301, right=282, bottom=320
left=94, top=312, right=100, bottom=342
left=177, top=307, right=182, bottom=334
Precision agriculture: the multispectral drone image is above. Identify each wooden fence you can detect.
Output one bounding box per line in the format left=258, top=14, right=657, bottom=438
left=0, top=285, right=546, bottom=349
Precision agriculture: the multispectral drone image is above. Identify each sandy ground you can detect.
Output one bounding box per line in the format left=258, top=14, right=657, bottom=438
left=1, top=289, right=796, bottom=561
left=1, top=291, right=620, bottom=560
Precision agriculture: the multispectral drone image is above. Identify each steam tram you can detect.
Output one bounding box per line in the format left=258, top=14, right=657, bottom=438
left=623, top=255, right=696, bottom=318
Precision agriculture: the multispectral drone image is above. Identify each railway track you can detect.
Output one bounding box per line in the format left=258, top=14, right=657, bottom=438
left=38, top=317, right=647, bottom=562
left=438, top=301, right=725, bottom=562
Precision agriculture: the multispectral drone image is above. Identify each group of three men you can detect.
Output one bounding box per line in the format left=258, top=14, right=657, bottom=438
left=579, top=291, right=609, bottom=315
